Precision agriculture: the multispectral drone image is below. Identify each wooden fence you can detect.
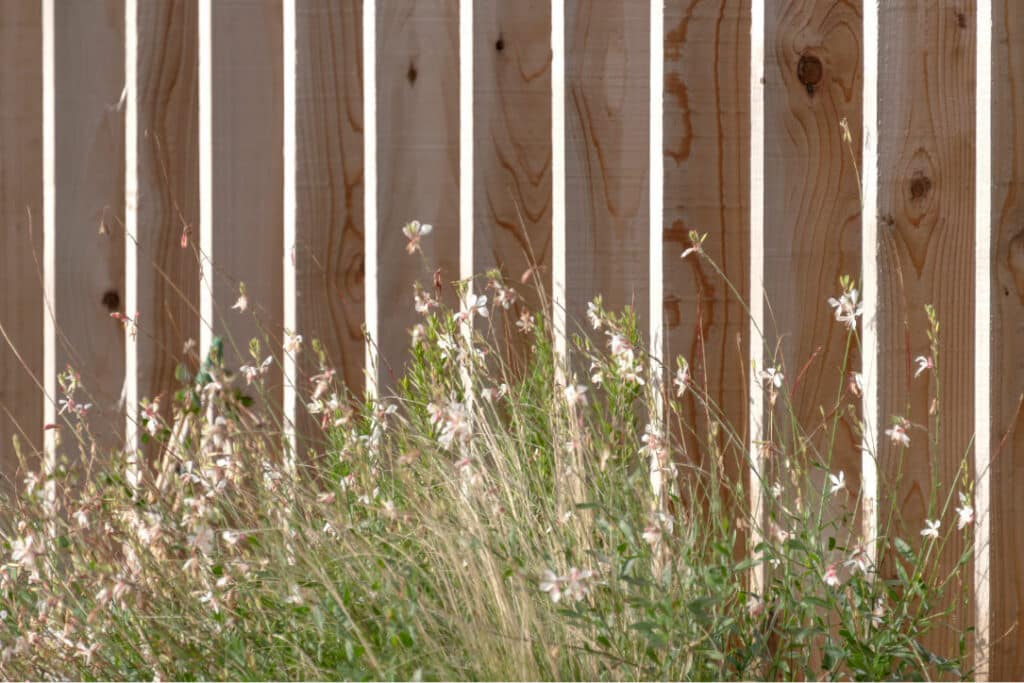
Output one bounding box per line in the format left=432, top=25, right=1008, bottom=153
left=0, top=0, right=1020, bottom=677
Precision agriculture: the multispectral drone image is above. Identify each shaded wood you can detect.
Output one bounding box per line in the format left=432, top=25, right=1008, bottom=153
left=210, top=1, right=283, bottom=388
left=135, top=0, right=200, bottom=432
left=990, top=0, right=1024, bottom=675
left=294, top=0, right=365, bottom=438
left=877, top=0, right=976, bottom=663
left=565, top=0, right=649, bottom=341
left=0, top=0, right=44, bottom=484
left=473, top=0, right=552, bottom=364
left=376, top=0, right=460, bottom=390
left=662, top=0, right=751, bottom=537
left=53, top=0, right=126, bottom=451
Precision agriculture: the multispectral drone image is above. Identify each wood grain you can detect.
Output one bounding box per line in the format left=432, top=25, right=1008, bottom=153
left=473, top=0, right=552, bottom=365
left=565, top=0, right=649, bottom=341
left=53, top=0, right=126, bottom=451
left=376, top=0, right=460, bottom=391
left=663, top=0, right=750, bottom=529
left=135, top=0, right=200, bottom=432
left=764, top=0, right=863, bottom=522
left=210, top=0, right=283, bottom=389
left=877, top=0, right=975, bottom=663
left=0, top=0, right=43, bottom=484
left=294, top=0, right=364, bottom=437
left=991, top=0, right=1024, bottom=675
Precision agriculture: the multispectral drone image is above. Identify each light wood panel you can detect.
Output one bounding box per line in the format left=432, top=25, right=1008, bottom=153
left=294, top=0, right=364, bottom=436
left=210, top=1, right=283, bottom=387
left=473, top=0, right=552, bottom=366
left=53, top=0, right=126, bottom=451
left=991, top=0, right=1024, bottom=675
left=764, top=0, right=862, bottom=521
left=0, top=1, right=44, bottom=485
left=877, top=0, right=976, bottom=663
left=565, top=0, right=650, bottom=341
left=376, top=0, right=460, bottom=390
left=135, top=0, right=200, bottom=432
left=663, top=0, right=750, bottom=527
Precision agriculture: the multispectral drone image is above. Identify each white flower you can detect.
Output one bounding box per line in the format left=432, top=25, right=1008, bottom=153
left=827, top=288, right=863, bottom=329
left=759, top=367, right=783, bottom=390
left=587, top=300, right=603, bottom=330
left=516, top=311, right=535, bottom=334
left=231, top=293, right=248, bottom=312
left=823, top=563, right=841, bottom=587
left=11, top=535, right=41, bottom=571
left=402, top=220, right=433, bottom=254
left=410, top=324, right=426, bottom=347
left=284, top=331, right=303, bottom=355
left=563, top=384, right=588, bottom=408
left=539, top=570, right=562, bottom=603
left=956, top=493, right=974, bottom=530
left=921, top=519, right=941, bottom=539
left=456, top=293, right=488, bottom=323
left=848, top=371, right=864, bottom=397
left=746, top=595, right=765, bottom=618
left=885, top=420, right=911, bottom=448
left=674, top=360, right=690, bottom=397
left=914, top=355, right=934, bottom=378
left=563, top=567, right=593, bottom=602
left=828, top=470, right=846, bottom=495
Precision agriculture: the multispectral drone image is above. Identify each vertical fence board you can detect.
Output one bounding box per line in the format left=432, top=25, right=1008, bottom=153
left=473, top=0, right=552, bottom=359
left=135, top=0, right=200, bottom=433
left=877, top=0, right=976, bottom=662
left=991, top=0, right=1023, bottom=675
left=564, top=1, right=649, bottom=340
left=663, top=0, right=751, bottom=528
left=51, top=0, right=126, bottom=451
left=764, top=0, right=863, bottom=511
left=0, top=1, right=43, bottom=482
left=209, top=1, right=283, bottom=385
left=294, top=0, right=365, bottom=429
left=376, top=1, right=459, bottom=389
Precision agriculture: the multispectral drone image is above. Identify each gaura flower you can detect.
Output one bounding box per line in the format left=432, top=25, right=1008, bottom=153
left=828, top=288, right=863, bottom=329
left=885, top=419, right=911, bottom=448
left=828, top=470, right=846, bottom=496
left=956, top=493, right=974, bottom=530
left=920, top=519, right=941, bottom=540
left=823, top=563, right=841, bottom=587
left=402, top=220, right=433, bottom=254
left=914, top=355, right=934, bottom=378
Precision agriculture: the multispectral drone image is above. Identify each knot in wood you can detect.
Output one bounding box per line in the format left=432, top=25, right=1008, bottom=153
left=797, top=54, right=823, bottom=94
left=406, top=61, right=418, bottom=84
left=101, top=290, right=120, bottom=312
left=910, top=171, right=932, bottom=201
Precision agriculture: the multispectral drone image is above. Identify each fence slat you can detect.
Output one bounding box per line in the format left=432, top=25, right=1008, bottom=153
left=763, top=0, right=863, bottom=518
left=989, top=0, right=1024, bottom=676
left=375, top=0, right=460, bottom=390
left=133, top=0, right=200, bottom=440
left=877, top=0, right=976, bottom=663
left=473, top=0, right=553, bottom=364
left=564, top=0, right=650, bottom=341
left=663, top=0, right=751, bottom=535
left=0, top=0, right=43, bottom=482
left=206, top=1, right=283, bottom=385
left=47, top=0, right=126, bottom=453
left=292, top=0, right=365, bottom=434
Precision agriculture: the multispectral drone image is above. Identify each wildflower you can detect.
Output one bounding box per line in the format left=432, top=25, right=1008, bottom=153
left=455, top=293, right=488, bottom=324
left=847, top=545, right=871, bottom=574
left=58, top=396, right=92, bottom=418
left=516, top=311, right=535, bottom=334
left=759, top=366, right=784, bottom=390
left=231, top=292, right=248, bottom=313
left=674, top=359, right=690, bottom=397
left=480, top=384, right=508, bottom=402
left=828, top=470, right=846, bottom=496
left=428, top=400, right=471, bottom=448
left=746, top=595, right=765, bottom=618
left=848, top=371, right=864, bottom=397
left=769, top=481, right=784, bottom=499
left=680, top=231, right=707, bottom=259
left=539, top=570, right=562, bottom=603
left=402, top=220, right=433, bottom=254
left=914, top=355, right=934, bottom=378
left=956, top=493, right=974, bottom=530
left=587, top=299, right=603, bottom=330
left=589, top=362, right=603, bottom=386
left=885, top=419, right=911, bottom=448
left=921, top=519, right=941, bottom=540
left=414, top=287, right=439, bottom=315
left=410, top=323, right=426, bottom=347
left=284, top=331, right=303, bottom=355
left=828, top=288, right=863, bottom=329
left=563, top=384, right=588, bottom=408
left=11, top=534, right=41, bottom=571
left=642, top=512, right=674, bottom=546
left=823, top=563, right=841, bottom=587
left=239, top=356, right=273, bottom=384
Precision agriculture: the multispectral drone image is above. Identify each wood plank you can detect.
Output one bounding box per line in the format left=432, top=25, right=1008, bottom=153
left=473, top=0, right=552, bottom=366
left=877, top=0, right=976, bottom=663
left=135, top=0, right=200, bottom=436
left=209, top=1, right=283, bottom=386
left=763, top=0, right=863, bottom=532
left=50, top=0, right=126, bottom=452
left=0, top=0, right=44, bottom=485
left=376, top=0, right=460, bottom=390
left=663, top=0, right=750, bottom=535
left=990, top=0, right=1024, bottom=675
left=565, top=0, right=649, bottom=341
left=293, top=0, right=365, bottom=436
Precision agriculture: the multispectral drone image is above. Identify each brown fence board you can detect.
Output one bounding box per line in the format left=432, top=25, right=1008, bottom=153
left=565, top=0, right=650, bottom=341
left=0, top=0, right=44, bottom=483
left=376, top=0, right=460, bottom=390
left=877, top=0, right=976, bottom=663
left=52, top=0, right=126, bottom=452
